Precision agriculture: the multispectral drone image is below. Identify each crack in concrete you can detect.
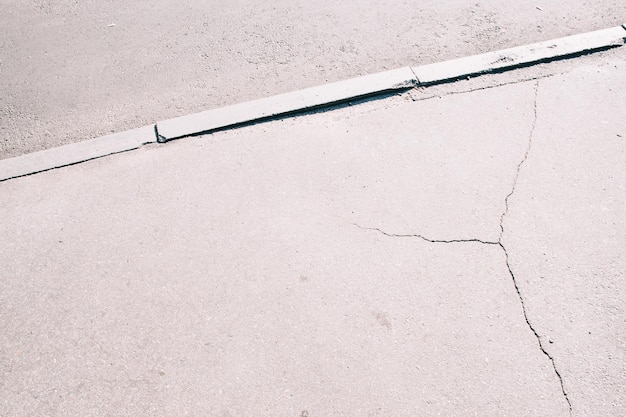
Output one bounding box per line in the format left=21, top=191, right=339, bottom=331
left=353, top=224, right=498, bottom=245
left=498, top=79, right=572, bottom=415
left=498, top=241, right=572, bottom=414
left=409, top=67, right=421, bottom=85
left=498, top=80, right=539, bottom=240
left=408, top=73, right=557, bottom=102
left=355, top=79, right=572, bottom=414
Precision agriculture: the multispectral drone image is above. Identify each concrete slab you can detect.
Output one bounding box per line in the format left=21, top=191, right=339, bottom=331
left=501, top=59, right=626, bottom=416
left=0, top=223, right=566, bottom=415
left=0, top=72, right=569, bottom=414
left=412, top=26, right=626, bottom=85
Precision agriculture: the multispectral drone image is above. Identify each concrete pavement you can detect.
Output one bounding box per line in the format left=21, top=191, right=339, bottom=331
left=1, top=51, right=625, bottom=415
left=501, top=61, right=626, bottom=415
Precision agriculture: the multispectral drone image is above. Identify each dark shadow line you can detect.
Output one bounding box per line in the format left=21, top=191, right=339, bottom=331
left=0, top=147, right=142, bottom=183
left=158, top=88, right=411, bottom=143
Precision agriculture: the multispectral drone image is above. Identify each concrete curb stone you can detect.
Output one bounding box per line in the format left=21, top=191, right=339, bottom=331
left=155, top=67, right=417, bottom=142
left=0, top=126, right=155, bottom=181
left=412, top=26, right=626, bottom=85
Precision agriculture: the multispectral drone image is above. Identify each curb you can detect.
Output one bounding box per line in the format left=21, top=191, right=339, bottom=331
left=0, top=126, right=156, bottom=181
left=1, top=26, right=624, bottom=182
left=412, top=25, right=625, bottom=85
left=156, top=67, right=417, bottom=141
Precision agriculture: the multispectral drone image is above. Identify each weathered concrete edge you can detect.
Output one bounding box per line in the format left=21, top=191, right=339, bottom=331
left=0, top=126, right=155, bottom=182
left=412, top=26, right=626, bottom=85
left=155, top=67, right=417, bottom=141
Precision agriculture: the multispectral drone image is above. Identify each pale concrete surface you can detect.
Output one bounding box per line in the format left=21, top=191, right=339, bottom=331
left=1, top=0, right=626, bottom=158
left=1, top=53, right=624, bottom=416
left=501, top=60, right=626, bottom=415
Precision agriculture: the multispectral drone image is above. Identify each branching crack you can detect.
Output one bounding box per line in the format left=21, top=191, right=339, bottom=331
left=498, top=80, right=572, bottom=414
left=354, top=79, right=572, bottom=414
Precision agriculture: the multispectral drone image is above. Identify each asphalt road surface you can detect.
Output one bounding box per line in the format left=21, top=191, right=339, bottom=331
left=1, top=0, right=625, bottom=158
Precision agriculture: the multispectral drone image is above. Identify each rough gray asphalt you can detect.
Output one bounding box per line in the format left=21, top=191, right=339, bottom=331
left=1, top=0, right=625, bottom=158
